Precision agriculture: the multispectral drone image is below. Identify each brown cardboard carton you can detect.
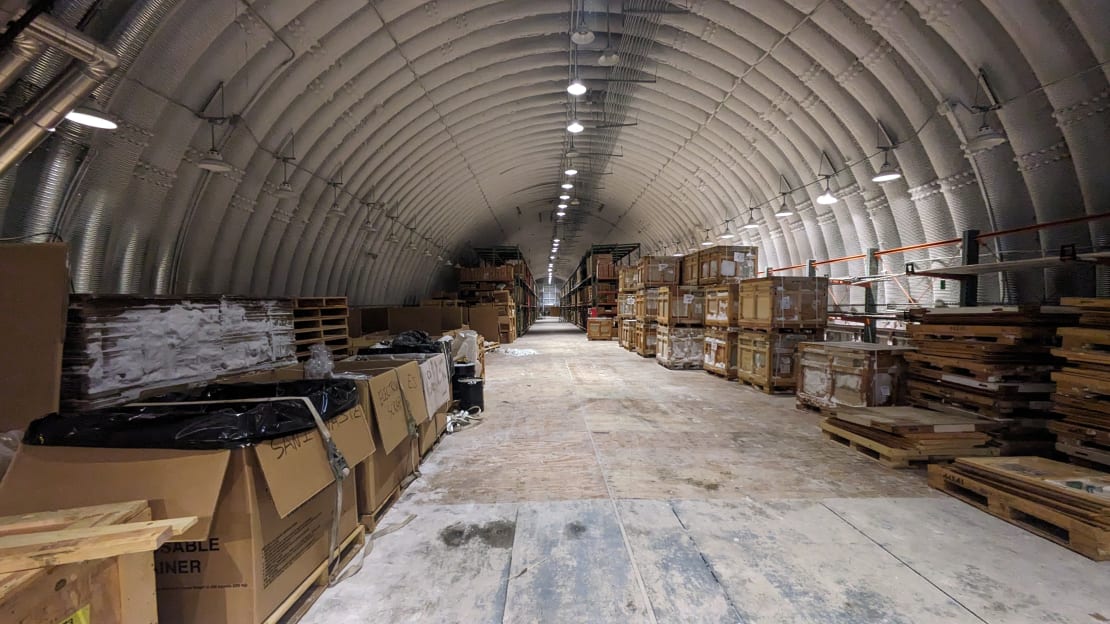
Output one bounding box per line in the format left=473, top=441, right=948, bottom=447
left=0, top=402, right=373, bottom=624
left=345, top=354, right=451, bottom=420
left=435, top=410, right=448, bottom=437
left=467, top=304, right=500, bottom=342
left=418, top=417, right=436, bottom=456
left=0, top=242, right=68, bottom=430
left=441, top=306, right=465, bottom=331
left=387, top=306, right=442, bottom=334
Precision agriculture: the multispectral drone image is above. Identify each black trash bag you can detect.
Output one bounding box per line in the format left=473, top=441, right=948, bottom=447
left=24, top=380, right=359, bottom=450
left=392, top=330, right=434, bottom=347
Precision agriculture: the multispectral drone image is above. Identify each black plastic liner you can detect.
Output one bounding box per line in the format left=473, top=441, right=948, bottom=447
left=357, top=329, right=452, bottom=360
left=24, top=380, right=359, bottom=450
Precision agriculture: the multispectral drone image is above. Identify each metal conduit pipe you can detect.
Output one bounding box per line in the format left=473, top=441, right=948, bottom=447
left=0, top=16, right=119, bottom=179
left=0, top=32, right=44, bottom=94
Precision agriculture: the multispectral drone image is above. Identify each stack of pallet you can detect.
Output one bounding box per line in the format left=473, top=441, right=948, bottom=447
left=929, top=457, right=1109, bottom=560
left=820, top=406, right=1001, bottom=468
left=294, top=296, right=350, bottom=360
left=737, top=276, right=828, bottom=394
left=905, top=306, right=1077, bottom=454
left=1050, top=297, right=1110, bottom=468
left=493, top=290, right=518, bottom=344
left=656, top=285, right=704, bottom=370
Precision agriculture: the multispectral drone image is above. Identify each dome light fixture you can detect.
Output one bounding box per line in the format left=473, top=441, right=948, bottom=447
left=598, top=2, right=619, bottom=66
left=564, top=167, right=577, bottom=176
left=774, top=193, right=794, bottom=218
left=570, top=17, right=594, bottom=45
left=557, top=203, right=568, bottom=209
left=553, top=238, right=560, bottom=243
left=557, top=210, right=566, bottom=217
left=445, top=258, right=453, bottom=266
left=567, top=119, right=584, bottom=133
left=742, top=208, right=759, bottom=230
left=559, top=193, right=570, bottom=200
left=870, top=124, right=902, bottom=182
left=197, top=83, right=233, bottom=173
left=567, top=79, right=587, bottom=96
left=561, top=182, right=574, bottom=189
left=816, top=176, right=839, bottom=205
left=962, top=68, right=1008, bottom=153
left=65, top=106, right=117, bottom=130
left=700, top=229, right=714, bottom=246
left=424, top=249, right=432, bottom=257
left=965, top=123, right=1007, bottom=152
left=274, top=132, right=299, bottom=198
left=718, top=220, right=737, bottom=240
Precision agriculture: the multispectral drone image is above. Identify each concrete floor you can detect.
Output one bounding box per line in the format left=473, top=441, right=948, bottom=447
left=302, top=318, right=1108, bottom=624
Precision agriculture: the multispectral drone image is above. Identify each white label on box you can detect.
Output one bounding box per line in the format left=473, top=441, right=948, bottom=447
left=626, top=296, right=635, bottom=304
left=721, top=260, right=736, bottom=276
left=734, top=252, right=744, bottom=262
left=683, top=294, right=695, bottom=304
left=780, top=295, right=791, bottom=309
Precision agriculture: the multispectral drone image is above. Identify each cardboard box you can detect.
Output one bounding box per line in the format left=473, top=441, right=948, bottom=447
left=346, top=354, right=451, bottom=421
left=387, top=306, right=443, bottom=334
left=0, top=402, right=373, bottom=624
left=0, top=242, right=68, bottom=430
left=441, top=306, right=465, bottom=331
left=467, top=304, right=500, bottom=342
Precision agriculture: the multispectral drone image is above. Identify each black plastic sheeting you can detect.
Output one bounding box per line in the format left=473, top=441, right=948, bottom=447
left=357, top=330, right=451, bottom=361
left=24, top=380, right=359, bottom=450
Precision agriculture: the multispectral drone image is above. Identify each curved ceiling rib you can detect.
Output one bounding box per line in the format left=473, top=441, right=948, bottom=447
left=0, top=0, right=1106, bottom=305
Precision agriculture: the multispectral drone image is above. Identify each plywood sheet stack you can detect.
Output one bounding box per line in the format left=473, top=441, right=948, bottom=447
left=820, top=406, right=1002, bottom=468
left=929, top=457, right=1110, bottom=560
left=736, top=276, right=828, bottom=394
left=905, top=305, right=1078, bottom=455
left=1050, top=297, right=1110, bottom=469
left=62, top=295, right=296, bottom=410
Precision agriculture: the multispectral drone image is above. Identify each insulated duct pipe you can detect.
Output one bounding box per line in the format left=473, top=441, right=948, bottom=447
left=0, top=14, right=119, bottom=178
left=0, top=32, right=44, bottom=94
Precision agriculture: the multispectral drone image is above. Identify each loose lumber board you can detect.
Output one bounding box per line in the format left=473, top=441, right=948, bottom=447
left=833, top=406, right=1003, bottom=434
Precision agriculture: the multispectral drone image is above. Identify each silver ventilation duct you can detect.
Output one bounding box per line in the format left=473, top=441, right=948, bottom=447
left=0, top=14, right=119, bottom=178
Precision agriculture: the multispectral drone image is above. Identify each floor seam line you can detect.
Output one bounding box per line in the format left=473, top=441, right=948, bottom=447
left=820, top=502, right=991, bottom=624
left=498, top=506, right=520, bottom=624
left=573, top=358, right=660, bottom=624
left=668, top=501, right=746, bottom=622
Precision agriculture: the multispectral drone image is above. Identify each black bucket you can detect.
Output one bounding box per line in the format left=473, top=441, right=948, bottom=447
left=452, top=362, right=476, bottom=380
left=452, top=377, right=484, bottom=411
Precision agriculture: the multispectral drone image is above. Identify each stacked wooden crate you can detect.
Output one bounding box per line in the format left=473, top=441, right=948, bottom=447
left=1050, top=297, right=1110, bottom=468
left=633, top=321, right=657, bottom=357
left=702, top=283, right=739, bottom=379
left=929, top=457, right=1110, bottom=560
left=796, top=341, right=915, bottom=411
left=587, top=317, right=615, bottom=341
left=698, top=245, right=759, bottom=285
left=631, top=257, right=678, bottom=359
left=620, top=318, right=637, bottom=350
left=656, top=285, right=705, bottom=369
left=736, top=277, right=828, bottom=394
left=493, top=290, right=518, bottom=344
left=905, top=306, right=1076, bottom=454
left=294, top=297, right=350, bottom=360
left=820, top=406, right=1002, bottom=468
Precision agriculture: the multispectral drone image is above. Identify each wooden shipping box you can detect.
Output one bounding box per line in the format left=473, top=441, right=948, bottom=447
left=0, top=242, right=68, bottom=430
left=797, top=341, right=914, bottom=410
left=658, top=286, right=705, bottom=325
left=634, top=288, right=661, bottom=322
left=459, top=266, right=514, bottom=283
left=634, top=323, right=658, bottom=356
left=620, top=319, right=638, bottom=350
left=699, top=246, right=758, bottom=285
left=635, top=256, right=679, bottom=288
left=739, top=276, right=829, bottom=329
left=587, top=318, right=615, bottom=340
left=703, top=328, right=739, bottom=378
left=0, top=400, right=372, bottom=624
left=681, top=252, right=700, bottom=286
left=704, top=284, right=740, bottom=328
left=657, top=326, right=704, bottom=368
left=737, top=330, right=821, bottom=392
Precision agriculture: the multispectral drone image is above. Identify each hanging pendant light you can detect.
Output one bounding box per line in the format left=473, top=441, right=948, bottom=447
left=700, top=229, right=714, bottom=246
left=275, top=133, right=298, bottom=198
left=567, top=119, right=584, bottom=133
left=564, top=166, right=577, bottom=176
left=198, top=83, right=233, bottom=173
left=965, top=120, right=1007, bottom=152
left=963, top=68, right=1008, bottom=153
left=567, top=79, right=587, bottom=96
left=742, top=208, right=759, bottom=229
left=718, top=220, right=737, bottom=240
left=570, top=6, right=594, bottom=46
left=774, top=193, right=794, bottom=218
left=559, top=194, right=570, bottom=200
left=561, top=182, right=574, bottom=190
left=598, top=1, right=620, bottom=66
left=816, top=176, right=839, bottom=205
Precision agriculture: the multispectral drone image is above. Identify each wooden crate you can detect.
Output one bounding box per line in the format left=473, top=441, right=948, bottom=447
left=656, top=326, right=704, bottom=369
left=738, top=276, right=828, bottom=330
left=618, top=292, right=637, bottom=318
left=620, top=319, right=638, bottom=350
left=634, top=288, right=661, bottom=322
left=681, top=252, right=700, bottom=286
left=699, top=245, right=758, bottom=285
left=634, top=256, right=679, bottom=288
left=658, top=286, right=705, bottom=326
left=796, top=341, right=914, bottom=411
left=0, top=501, right=195, bottom=624
left=703, top=328, right=739, bottom=379
left=459, top=265, right=514, bottom=282
left=587, top=317, right=615, bottom=340
left=704, top=284, right=740, bottom=328
left=737, top=329, right=821, bottom=393
left=634, top=323, right=658, bottom=357
left=618, top=266, right=638, bottom=293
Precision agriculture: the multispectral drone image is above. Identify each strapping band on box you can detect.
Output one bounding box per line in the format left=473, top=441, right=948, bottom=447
left=130, top=395, right=356, bottom=583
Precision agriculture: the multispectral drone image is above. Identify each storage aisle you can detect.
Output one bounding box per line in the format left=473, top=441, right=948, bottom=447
left=301, top=318, right=1106, bottom=624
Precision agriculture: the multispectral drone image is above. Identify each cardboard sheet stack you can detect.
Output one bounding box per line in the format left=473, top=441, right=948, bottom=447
left=820, top=405, right=1001, bottom=468
left=905, top=305, right=1078, bottom=454
left=929, top=456, right=1110, bottom=560
left=1050, top=297, right=1110, bottom=468
left=62, top=295, right=297, bottom=411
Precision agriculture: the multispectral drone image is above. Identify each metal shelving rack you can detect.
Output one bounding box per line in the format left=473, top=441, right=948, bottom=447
left=471, top=246, right=538, bottom=336
left=559, top=243, right=641, bottom=329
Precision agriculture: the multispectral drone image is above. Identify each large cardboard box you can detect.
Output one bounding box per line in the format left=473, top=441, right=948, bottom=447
left=387, top=306, right=442, bottom=334
left=0, top=402, right=373, bottom=624
left=0, top=242, right=68, bottom=430
left=441, top=306, right=465, bottom=331
left=467, top=304, right=500, bottom=342
left=345, top=354, right=451, bottom=421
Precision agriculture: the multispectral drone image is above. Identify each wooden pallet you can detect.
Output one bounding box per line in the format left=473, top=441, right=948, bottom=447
left=833, top=405, right=1004, bottom=434
left=359, top=482, right=404, bottom=533
left=904, top=351, right=1054, bottom=382
left=1058, top=327, right=1110, bottom=352
left=907, top=380, right=1052, bottom=418
left=737, top=374, right=794, bottom=394
left=795, top=394, right=835, bottom=415
left=267, top=526, right=367, bottom=624
left=928, top=464, right=1110, bottom=560
left=656, top=360, right=702, bottom=371
left=909, top=366, right=1056, bottom=394
left=909, top=324, right=1056, bottom=344
left=704, top=366, right=737, bottom=380
left=820, top=418, right=997, bottom=469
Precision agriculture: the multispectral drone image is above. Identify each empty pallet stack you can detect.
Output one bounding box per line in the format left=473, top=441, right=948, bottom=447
left=905, top=305, right=1078, bottom=455
left=928, top=457, right=1110, bottom=560
left=656, top=284, right=705, bottom=370
left=820, top=405, right=1002, bottom=468
left=294, top=297, right=350, bottom=360
left=737, top=276, right=828, bottom=394
left=632, top=256, right=678, bottom=358
left=493, top=290, right=518, bottom=344
left=1050, top=297, right=1110, bottom=468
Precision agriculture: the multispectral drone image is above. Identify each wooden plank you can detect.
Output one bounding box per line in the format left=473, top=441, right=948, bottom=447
left=0, top=500, right=149, bottom=536
left=0, top=517, right=196, bottom=573
left=833, top=406, right=1002, bottom=434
